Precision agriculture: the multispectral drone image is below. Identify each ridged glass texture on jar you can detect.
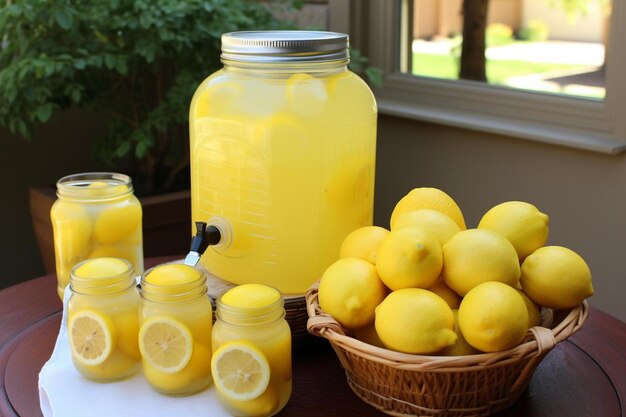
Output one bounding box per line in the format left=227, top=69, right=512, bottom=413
left=189, top=31, right=377, bottom=294
left=67, top=257, right=141, bottom=381
left=139, top=264, right=213, bottom=396
left=212, top=286, right=292, bottom=416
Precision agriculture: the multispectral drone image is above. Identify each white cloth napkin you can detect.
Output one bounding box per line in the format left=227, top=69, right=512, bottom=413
left=38, top=288, right=229, bottom=417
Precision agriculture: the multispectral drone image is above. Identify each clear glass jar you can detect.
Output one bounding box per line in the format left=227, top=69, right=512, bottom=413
left=67, top=257, right=141, bottom=381
left=51, top=172, right=144, bottom=300
left=189, top=31, right=377, bottom=294
left=212, top=284, right=292, bottom=417
left=139, top=263, right=213, bottom=396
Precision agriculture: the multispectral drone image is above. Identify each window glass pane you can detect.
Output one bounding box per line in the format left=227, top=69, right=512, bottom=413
left=409, top=0, right=610, bottom=100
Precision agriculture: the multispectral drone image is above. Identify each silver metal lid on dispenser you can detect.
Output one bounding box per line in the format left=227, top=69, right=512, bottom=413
left=221, top=30, right=349, bottom=63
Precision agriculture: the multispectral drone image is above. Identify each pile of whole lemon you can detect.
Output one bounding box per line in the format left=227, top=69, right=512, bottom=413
left=318, top=187, right=593, bottom=355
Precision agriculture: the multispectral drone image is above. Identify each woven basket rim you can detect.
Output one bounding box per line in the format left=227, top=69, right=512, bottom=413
left=305, top=280, right=588, bottom=372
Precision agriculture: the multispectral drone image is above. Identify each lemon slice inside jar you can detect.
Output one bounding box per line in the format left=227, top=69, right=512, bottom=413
left=211, top=341, right=271, bottom=402
left=139, top=316, right=193, bottom=374
left=68, top=309, right=116, bottom=366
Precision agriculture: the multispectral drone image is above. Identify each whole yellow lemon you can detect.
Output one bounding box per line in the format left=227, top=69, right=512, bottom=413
left=427, top=277, right=462, bottom=309
left=318, top=258, right=387, bottom=329
left=142, top=341, right=212, bottom=395
left=390, top=187, right=466, bottom=230
left=144, top=264, right=202, bottom=286
left=339, top=225, right=390, bottom=264
left=458, top=282, right=529, bottom=352
left=520, top=246, right=593, bottom=309
left=376, top=227, right=442, bottom=290
left=221, top=284, right=281, bottom=309
left=51, top=201, right=93, bottom=262
left=112, top=309, right=141, bottom=361
left=392, top=209, right=461, bottom=246
left=375, top=288, right=457, bottom=354
left=442, top=229, right=520, bottom=296
left=87, top=244, right=128, bottom=260
left=517, top=289, right=542, bottom=328
left=478, top=201, right=549, bottom=260
left=439, top=310, right=480, bottom=356
left=352, top=322, right=386, bottom=348
left=93, top=200, right=142, bottom=245
left=74, top=257, right=129, bottom=278
left=220, top=384, right=280, bottom=417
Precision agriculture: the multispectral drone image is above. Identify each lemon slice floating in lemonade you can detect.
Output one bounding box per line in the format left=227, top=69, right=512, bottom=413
left=139, top=316, right=193, bottom=374
left=68, top=309, right=116, bottom=366
left=211, top=341, right=271, bottom=402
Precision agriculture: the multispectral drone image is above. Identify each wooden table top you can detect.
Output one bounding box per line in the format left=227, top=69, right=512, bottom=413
left=0, top=256, right=624, bottom=417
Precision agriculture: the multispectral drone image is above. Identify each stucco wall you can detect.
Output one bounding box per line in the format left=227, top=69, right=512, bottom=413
left=413, top=0, right=523, bottom=39
left=412, top=0, right=606, bottom=42
left=523, top=0, right=606, bottom=42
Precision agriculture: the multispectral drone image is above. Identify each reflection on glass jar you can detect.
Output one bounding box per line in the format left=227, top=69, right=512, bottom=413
left=139, top=263, right=213, bottom=396
left=67, top=257, right=141, bottom=381
left=51, top=172, right=144, bottom=300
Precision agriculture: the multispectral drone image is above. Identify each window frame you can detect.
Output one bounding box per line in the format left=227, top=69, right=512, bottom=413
left=342, top=0, right=626, bottom=154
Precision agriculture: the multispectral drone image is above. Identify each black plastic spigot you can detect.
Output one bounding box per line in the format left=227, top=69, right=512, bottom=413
left=190, top=222, right=221, bottom=254
left=184, top=221, right=222, bottom=266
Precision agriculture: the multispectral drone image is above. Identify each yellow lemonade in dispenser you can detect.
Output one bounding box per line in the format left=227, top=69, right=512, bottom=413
left=212, top=284, right=292, bottom=417
left=139, top=264, right=213, bottom=396
left=189, top=31, right=377, bottom=294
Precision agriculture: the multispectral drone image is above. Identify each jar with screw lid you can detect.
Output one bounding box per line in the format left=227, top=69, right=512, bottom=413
left=211, top=284, right=292, bottom=416
left=51, top=172, right=143, bottom=300
left=138, top=263, right=213, bottom=396
left=189, top=31, right=377, bottom=295
left=67, top=257, right=141, bottom=381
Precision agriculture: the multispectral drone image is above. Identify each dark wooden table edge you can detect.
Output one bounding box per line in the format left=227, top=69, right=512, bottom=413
left=567, top=308, right=625, bottom=416
left=0, top=257, right=181, bottom=417
left=0, top=277, right=63, bottom=417
left=3, top=313, right=63, bottom=417
left=1, top=260, right=624, bottom=417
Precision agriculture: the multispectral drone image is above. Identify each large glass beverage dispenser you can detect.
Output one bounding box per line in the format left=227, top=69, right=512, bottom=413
left=189, top=31, right=377, bottom=294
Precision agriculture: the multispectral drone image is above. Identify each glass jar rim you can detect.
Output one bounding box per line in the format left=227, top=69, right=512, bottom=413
left=70, top=257, right=136, bottom=295
left=56, top=172, right=133, bottom=202
left=139, top=264, right=208, bottom=303
left=215, top=286, right=285, bottom=326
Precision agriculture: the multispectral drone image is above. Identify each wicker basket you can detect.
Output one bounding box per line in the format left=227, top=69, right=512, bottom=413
left=305, top=281, right=588, bottom=417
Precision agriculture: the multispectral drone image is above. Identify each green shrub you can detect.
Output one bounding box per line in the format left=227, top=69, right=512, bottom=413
left=486, top=23, right=514, bottom=47
left=0, top=0, right=298, bottom=194
left=518, top=19, right=551, bottom=42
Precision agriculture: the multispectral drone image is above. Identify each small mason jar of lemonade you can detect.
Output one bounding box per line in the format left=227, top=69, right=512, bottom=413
left=212, top=284, right=292, bottom=417
left=67, top=257, right=141, bottom=381
left=51, top=172, right=144, bottom=300
left=138, top=263, right=213, bottom=396
left=189, top=31, right=377, bottom=295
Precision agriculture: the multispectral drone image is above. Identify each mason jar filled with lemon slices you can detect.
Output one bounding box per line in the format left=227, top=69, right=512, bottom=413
left=51, top=172, right=144, bottom=301
left=67, top=257, right=141, bottom=381
left=211, top=284, right=292, bottom=417
left=138, top=263, right=213, bottom=396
